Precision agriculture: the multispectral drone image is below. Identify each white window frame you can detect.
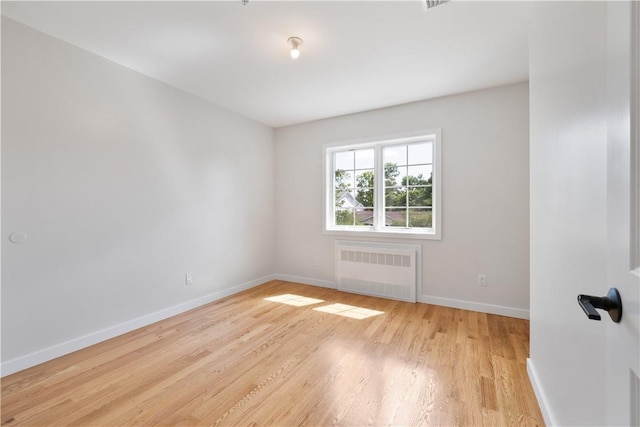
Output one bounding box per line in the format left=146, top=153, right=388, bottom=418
left=323, top=131, right=442, bottom=240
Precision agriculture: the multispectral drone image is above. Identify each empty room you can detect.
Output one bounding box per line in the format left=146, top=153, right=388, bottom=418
left=1, top=1, right=639, bottom=426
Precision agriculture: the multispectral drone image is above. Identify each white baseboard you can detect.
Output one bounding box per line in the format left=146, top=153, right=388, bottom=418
left=0, top=274, right=276, bottom=377
left=273, top=273, right=336, bottom=289
left=418, top=294, right=529, bottom=319
left=527, top=358, right=554, bottom=426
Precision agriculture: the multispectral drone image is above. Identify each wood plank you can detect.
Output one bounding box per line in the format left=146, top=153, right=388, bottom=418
left=1, top=280, right=544, bottom=426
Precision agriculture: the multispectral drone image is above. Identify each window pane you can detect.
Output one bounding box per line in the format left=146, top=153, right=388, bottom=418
left=408, top=142, right=432, bottom=165
left=385, top=187, right=407, bottom=207
left=355, top=148, right=374, bottom=170
left=355, top=208, right=374, bottom=226
left=355, top=169, right=374, bottom=189
left=406, top=165, right=432, bottom=185
left=408, top=208, right=432, bottom=228
left=408, top=186, right=432, bottom=207
left=383, top=145, right=407, bottom=166
left=335, top=151, right=354, bottom=171
left=385, top=208, right=407, bottom=227
left=335, top=190, right=358, bottom=209
left=384, top=164, right=405, bottom=187
left=334, top=170, right=354, bottom=190
left=335, top=209, right=354, bottom=226
left=355, top=187, right=374, bottom=208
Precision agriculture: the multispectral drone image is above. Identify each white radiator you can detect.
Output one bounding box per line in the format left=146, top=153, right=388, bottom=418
left=335, top=240, right=421, bottom=303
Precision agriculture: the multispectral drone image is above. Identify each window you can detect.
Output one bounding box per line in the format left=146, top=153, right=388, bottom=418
left=324, top=132, right=441, bottom=239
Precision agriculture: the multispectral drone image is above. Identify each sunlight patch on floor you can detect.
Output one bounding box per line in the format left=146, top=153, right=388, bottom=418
left=313, top=303, right=384, bottom=319
left=264, top=294, right=325, bottom=306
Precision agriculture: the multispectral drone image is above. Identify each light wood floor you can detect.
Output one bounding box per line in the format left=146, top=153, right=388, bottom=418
left=1, top=280, right=544, bottom=426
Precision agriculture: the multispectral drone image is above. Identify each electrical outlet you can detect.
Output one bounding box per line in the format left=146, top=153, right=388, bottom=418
left=478, top=274, right=487, bottom=286
left=185, top=273, right=193, bottom=286
left=313, top=257, right=320, bottom=268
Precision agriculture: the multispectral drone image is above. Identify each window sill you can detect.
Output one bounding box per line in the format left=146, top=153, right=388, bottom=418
left=323, top=227, right=441, bottom=240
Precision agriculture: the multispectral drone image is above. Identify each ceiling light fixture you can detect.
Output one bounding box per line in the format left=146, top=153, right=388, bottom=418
left=288, top=37, right=303, bottom=60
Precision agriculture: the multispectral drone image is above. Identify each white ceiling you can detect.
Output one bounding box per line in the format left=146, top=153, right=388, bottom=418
left=1, top=1, right=534, bottom=128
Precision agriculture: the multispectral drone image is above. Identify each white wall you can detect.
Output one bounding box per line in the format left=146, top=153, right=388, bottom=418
left=528, top=2, right=608, bottom=426
left=1, top=18, right=275, bottom=374
left=275, top=83, right=530, bottom=317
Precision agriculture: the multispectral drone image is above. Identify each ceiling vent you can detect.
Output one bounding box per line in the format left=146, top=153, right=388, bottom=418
left=424, top=0, right=450, bottom=10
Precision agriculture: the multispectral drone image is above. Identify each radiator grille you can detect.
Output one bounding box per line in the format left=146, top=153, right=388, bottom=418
left=335, top=241, right=420, bottom=303
left=340, top=250, right=412, bottom=268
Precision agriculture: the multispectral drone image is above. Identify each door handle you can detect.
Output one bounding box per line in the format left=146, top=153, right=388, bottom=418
left=577, top=287, right=622, bottom=323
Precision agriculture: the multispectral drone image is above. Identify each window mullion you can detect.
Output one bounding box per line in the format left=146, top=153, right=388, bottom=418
left=331, top=151, right=336, bottom=227
left=351, top=151, right=356, bottom=226
left=405, top=144, right=410, bottom=228
left=374, top=144, right=385, bottom=230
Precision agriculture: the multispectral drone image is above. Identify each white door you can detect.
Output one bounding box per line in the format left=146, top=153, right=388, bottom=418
left=605, top=2, right=640, bottom=425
